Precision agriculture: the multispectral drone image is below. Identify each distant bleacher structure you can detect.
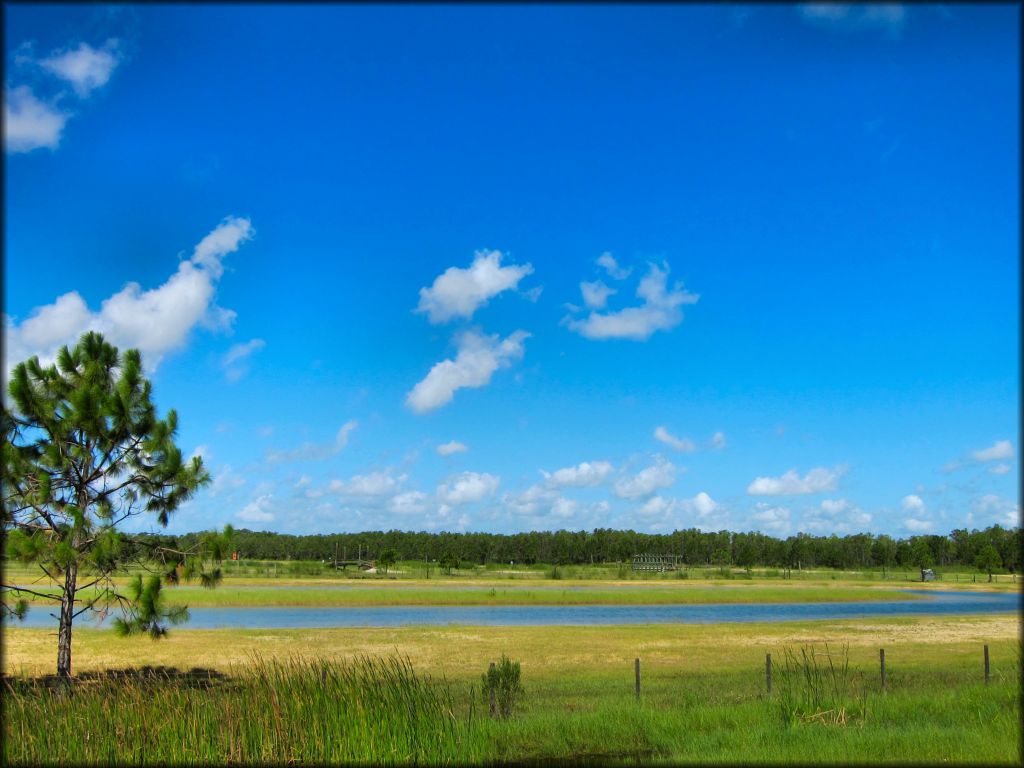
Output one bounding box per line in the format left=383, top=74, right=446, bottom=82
left=631, top=554, right=684, bottom=572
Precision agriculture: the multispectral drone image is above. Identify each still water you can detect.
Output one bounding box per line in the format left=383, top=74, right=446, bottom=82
left=8, top=590, right=1018, bottom=629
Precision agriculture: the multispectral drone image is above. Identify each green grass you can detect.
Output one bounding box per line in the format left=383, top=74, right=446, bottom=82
left=4, top=648, right=1019, bottom=765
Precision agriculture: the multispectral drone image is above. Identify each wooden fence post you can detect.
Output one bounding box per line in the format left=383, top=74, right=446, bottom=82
left=984, top=645, right=990, bottom=685
left=634, top=658, right=641, bottom=699
left=766, top=653, right=772, bottom=694
left=488, top=662, right=496, bottom=716
left=880, top=648, right=886, bottom=692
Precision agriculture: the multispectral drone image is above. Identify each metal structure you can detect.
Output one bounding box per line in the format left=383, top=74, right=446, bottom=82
left=630, top=554, right=684, bottom=572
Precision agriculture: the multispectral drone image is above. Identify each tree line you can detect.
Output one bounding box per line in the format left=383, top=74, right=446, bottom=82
left=156, top=524, right=1020, bottom=574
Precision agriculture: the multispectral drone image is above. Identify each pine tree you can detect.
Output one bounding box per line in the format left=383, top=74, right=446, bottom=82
left=2, top=332, right=229, bottom=678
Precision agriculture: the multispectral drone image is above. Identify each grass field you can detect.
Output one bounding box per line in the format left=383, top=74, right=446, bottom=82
left=3, top=614, right=1020, bottom=764
left=3, top=568, right=1020, bottom=765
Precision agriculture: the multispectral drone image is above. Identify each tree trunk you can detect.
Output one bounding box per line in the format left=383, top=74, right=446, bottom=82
left=56, top=562, right=78, bottom=679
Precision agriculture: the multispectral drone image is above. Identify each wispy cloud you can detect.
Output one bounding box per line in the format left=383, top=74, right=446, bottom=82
left=40, top=39, right=122, bottom=97
left=566, top=262, right=698, bottom=341
left=406, top=329, right=529, bottom=413
left=596, top=252, right=631, bottom=280
left=266, top=420, right=357, bottom=465
left=222, top=338, right=265, bottom=381
left=3, top=86, right=68, bottom=153
left=944, top=439, right=1015, bottom=473
left=653, top=426, right=696, bottom=453
left=416, top=250, right=534, bottom=324
left=798, top=4, right=907, bottom=36
left=747, top=466, right=845, bottom=496
left=436, top=440, right=469, bottom=456
left=3, top=217, right=254, bottom=375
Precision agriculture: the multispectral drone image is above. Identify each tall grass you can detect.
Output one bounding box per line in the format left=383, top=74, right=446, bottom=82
left=776, top=643, right=869, bottom=727
left=3, top=655, right=486, bottom=765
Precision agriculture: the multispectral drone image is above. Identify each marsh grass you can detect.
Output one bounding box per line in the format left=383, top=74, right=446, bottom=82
left=776, top=643, right=869, bottom=727
left=3, top=655, right=485, bottom=765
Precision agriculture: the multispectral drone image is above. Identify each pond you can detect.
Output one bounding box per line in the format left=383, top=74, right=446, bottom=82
left=7, top=590, right=1019, bottom=629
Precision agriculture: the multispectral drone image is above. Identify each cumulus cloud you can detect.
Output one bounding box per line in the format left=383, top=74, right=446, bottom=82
left=3, top=85, right=68, bottom=153
left=266, top=420, right=357, bottom=465
left=237, top=495, right=275, bottom=523
left=596, top=252, right=631, bottom=280
left=436, top=440, right=469, bottom=456
left=222, top=338, right=265, bottom=381
left=972, top=494, right=1020, bottom=528
left=746, top=466, right=845, bottom=496
left=437, top=471, right=500, bottom=505
left=750, top=502, right=791, bottom=535
left=580, top=281, right=616, bottom=310
left=502, top=483, right=559, bottom=516
left=416, top=250, right=534, bottom=324
left=4, top=217, right=254, bottom=375
left=542, top=460, right=614, bottom=488
left=798, top=3, right=907, bottom=35
left=566, top=262, right=698, bottom=341
left=40, top=39, right=122, bottom=97
left=653, top=426, right=696, bottom=453
left=406, top=329, right=529, bottom=413
left=904, top=517, right=933, bottom=533
left=803, top=498, right=872, bottom=533
left=389, top=491, right=429, bottom=515
left=333, top=469, right=406, bottom=497
left=901, top=494, right=925, bottom=513
left=613, top=456, right=678, bottom=499
left=971, top=440, right=1014, bottom=463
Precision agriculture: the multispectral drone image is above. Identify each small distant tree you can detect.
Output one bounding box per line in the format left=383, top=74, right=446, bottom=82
left=439, top=552, right=459, bottom=576
left=909, top=539, right=935, bottom=575
left=1, top=332, right=228, bottom=679
left=377, top=548, right=398, bottom=574
left=974, top=544, right=1001, bottom=583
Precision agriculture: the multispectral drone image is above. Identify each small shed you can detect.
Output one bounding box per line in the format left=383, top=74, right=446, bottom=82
left=920, top=568, right=935, bottom=582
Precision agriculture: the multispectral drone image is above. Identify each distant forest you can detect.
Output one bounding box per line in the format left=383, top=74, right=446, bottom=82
left=151, top=525, right=1022, bottom=572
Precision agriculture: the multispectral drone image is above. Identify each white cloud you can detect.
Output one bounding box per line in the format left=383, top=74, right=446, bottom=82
left=989, top=464, right=1011, bottom=476
left=406, top=329, right=529, bottom=413
left=971, top=440, right=1014, bottom=463
left=750, top=502, right=791, bottom=534
left=266, top=420, right=357, bottom=465
left=3, top=85, right=68, bottom=153
left=237, top=495, right=275, bottom=523
left=566, top=262, right=698, bottom=341
left=614, top=456, right=678, bottom=499
left=222, top=338, right=265, bottom=381
left=711, top=431, right=727, bottom=450
left=798, top=4, right=907, bottom=35
left=746, top=466, right=845, bottom=496
left=551, top=497, right=578, bottom=519
left=334, top=469, right=406, bottom=497
left=596, top=252, right=631, bottom=280
left=436, top=440, right=469, bottom=457
left=653, top=426, right=696, bottom=453
left=40, top=39, right=121, bottom=97
left=437, top=471, right=500, bottom=505
left=211, top=465, right=247, bottom=497
left=973, top=495, right=1021, bottom=528
left=580, top=281, right=616, bottom=310
left=904, top=517, right=933, bottom=533
left=543, top=460, right=614, bottom=488
left=803, top=498, right=872, bottom=533
left=389, top=491, right=429, bottom=515
left=503, top=483, right=559, bottom=516
left=416, top=250, right=533, bottom=324
left=901, top=494, right=925, bottom=513
left=4, top=217, right=254, bottom=375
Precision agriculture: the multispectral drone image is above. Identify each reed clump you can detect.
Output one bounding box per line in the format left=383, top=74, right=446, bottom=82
left=3, top=654, right=484, bottom=765
left=776, top=643, right=869, bottom=727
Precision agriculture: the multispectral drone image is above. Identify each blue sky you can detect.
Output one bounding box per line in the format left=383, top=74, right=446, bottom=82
left=4, top=3, right=1019, bottom=538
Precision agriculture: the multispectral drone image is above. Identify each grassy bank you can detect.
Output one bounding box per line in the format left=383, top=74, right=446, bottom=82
left=4, top=620, right=1020, bottom=765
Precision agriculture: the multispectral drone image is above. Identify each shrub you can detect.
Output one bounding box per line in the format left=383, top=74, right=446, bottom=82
left=775, top=643, right=869, bottom=727
left=481, top=656, right=524, bottom=719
